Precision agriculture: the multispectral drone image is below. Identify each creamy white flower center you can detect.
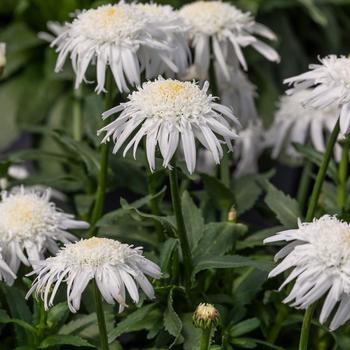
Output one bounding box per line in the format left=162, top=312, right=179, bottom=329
left=131, top=80, right=212, bottom=125
left=58, top=237, right=134, bottom=268
left=300, top=218, right=350, bottom=270
left=180, top=1, right=251, bottom=36
left=195, top=303, right=219, bottom=320
left=320, top=56, right=350, bottom=89
left=0, top=193, right=57, bottom=242
left=71, top=5, right=144, bottom=42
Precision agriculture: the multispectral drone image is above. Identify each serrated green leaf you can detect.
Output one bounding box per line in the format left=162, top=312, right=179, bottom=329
left=263, top=182, right=300, bottom=227
left=164, top=288, right=183, bottom=347
left=181, top=191, right=205, bottom=251
left=108, top=304, right=160, bottom=342
left=160, top=238, right=179, bottom=272
left=181, top=313, right=201, bottom=350
left=0, top=309, right=37, bottom=334
left=192, top=255, right=273, bottom=280
left=234, top=176, right=262, bottom=215
left=193, top=222, right=247, bottom=259
left=201, top=173, right=235, bottom=212
left=38, top=335, right=94, bottom=348
left=47, top=303, right=69, bottom=331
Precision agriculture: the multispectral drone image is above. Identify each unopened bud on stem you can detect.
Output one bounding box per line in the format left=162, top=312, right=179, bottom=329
left=193, top=303, right=220, bottom=330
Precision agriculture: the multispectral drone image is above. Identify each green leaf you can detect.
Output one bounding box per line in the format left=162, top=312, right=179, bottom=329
left=59, top=313, right=98, bottom=336
left=293, top=143, right=337, bottom=181
left=263, top=182, right=300, bottom=227
left=38, top=335, right=94, bottom=348
left=193, top=222, right=247, bottom=259
left=192, top=255, right=273, bottom=280
left=232, top=268, right=268, bottom=307
left=231, top=337, right=257, bottom=349
left=234, top=175, right=262, bottom=215
left=181, top=313, right=201, bottom=350
left=0, top=309, right=37, bottom=335
left=108, top=304, right=160, bottom=342
left=164, top=288, right=183, bottom=347
left=181, top=191, right=205, bottom=251
left=236, top=226, right=284, bottom=250
left=229, top=318, right=260, bottom=338
left=201, top=173, right=235, bottom=212
left=160, top=238, right=179, bottom=272
left=47, top=303, right=69, bottom=330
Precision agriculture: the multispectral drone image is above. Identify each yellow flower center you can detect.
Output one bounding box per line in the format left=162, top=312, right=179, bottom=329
left=79, top=237, right=106, bottom=249
left=157, top=81, right=187, bottom=99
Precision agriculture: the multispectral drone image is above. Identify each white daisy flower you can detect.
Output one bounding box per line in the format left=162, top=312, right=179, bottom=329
left=217, top=66, right=258, bottom=127
left=0, top=249, right=16, bottom=285
left=264, top=215, right=350, bottom=331
left=233, top=121, right=264, bottom=177
left=130, top=3, right=190, bottom=79
left=285, top=55, right=350, bottom=134
left=26, top=237, right=162, bottom=312
left=195, top=121, right=264, bottom=177
left=267, top=90, right=341, bottom=161
left=50, top=3, right=187, bottom=93
left=98, top=77, right=239, bottom=174
left=179, top=1, right=279, bottom=80
left=0, top=186, right=88, bottom=276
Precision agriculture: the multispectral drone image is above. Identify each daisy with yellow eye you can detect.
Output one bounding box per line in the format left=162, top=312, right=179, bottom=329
left=179, top=1, right=279, bottom=81
left=26, top=237, right=161, bottom=313
left=48, top=3, right=189, bottom=93
left=98, top=77, right=239, bottom=174
left=0, top=186, right=88, bottom=279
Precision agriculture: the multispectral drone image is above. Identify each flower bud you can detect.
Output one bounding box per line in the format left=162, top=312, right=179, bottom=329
left=228, top=207, right=237, bottom=223
left=0, top=43, right=6, bottom=76
left=193, top=303, right=220, bottom=329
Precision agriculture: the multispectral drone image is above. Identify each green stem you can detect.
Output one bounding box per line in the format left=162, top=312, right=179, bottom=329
left=73, top=87, right=83, bottom=141
left=89, top=75, right=114, bottom=236
left=168, top=162, right=192, bottom=290
left=337, top=137, right=350, bottom=211
left=93, top=280, right=109, bottom=350
left=209, top=38, right=231, bottom=219
left=299, top=119, right=340, bottom=350
left=147, top=171, right=165, bottom=242
left=297, top=160, right=312, bottom=215
left=305, top=119, right=340, bottom=222
left=200, top=327, right=212, bottom=350
left=299, top=303, right=316, bottom=350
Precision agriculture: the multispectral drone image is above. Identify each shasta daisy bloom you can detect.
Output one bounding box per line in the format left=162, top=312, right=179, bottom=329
left=0, top=186, right=88, bottom=275
left=49, top=3, right=183, bottom=93
left=98, top=77, right=239, bottom=174
left=217, top=66, right=258, bottom=127
left=179, top=1, right=279, bottom=80
left=267, top=90, right=341, bottom=161
left=130, top=3, right=190, bottom=78
left=233, top=121, right=264, bottom=177
left=285, top=55, right=350, bottom=134
left=0, top=249, right=16, bottom=285
left=264, top=215, right=350, bottom=331
left=26, top=237, right=162, bottom=312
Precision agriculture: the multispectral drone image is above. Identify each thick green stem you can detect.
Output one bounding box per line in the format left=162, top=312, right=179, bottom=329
left=73, top=87, right=83, bottom=141
left=89, top=75, right=114, bottom=236
left=305, top=119, right=340, bottom=222
left=93, top=280, right=109, bottom=350
left=297, top=160, right=312, bottom=215
left=299, top=119, right=340, bottom=350
left=200, top=327, right=212, bottom=350
left=299, top=303, right=316, bottom=350
left=168, top=162, right=192, bottom=290
left=337, top=137, right=350, bottom=211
